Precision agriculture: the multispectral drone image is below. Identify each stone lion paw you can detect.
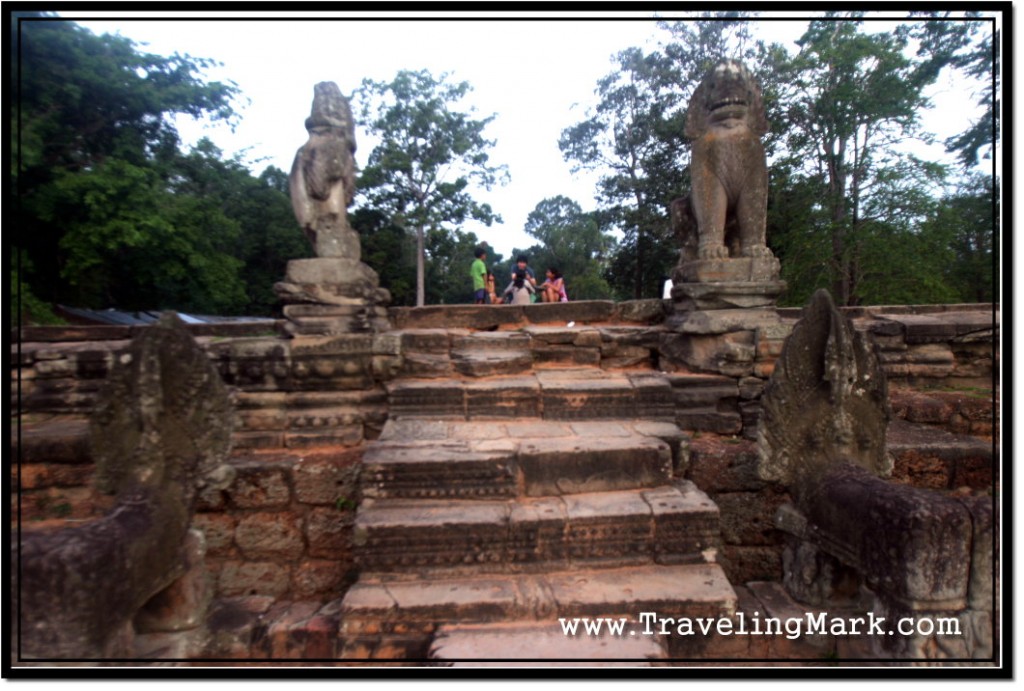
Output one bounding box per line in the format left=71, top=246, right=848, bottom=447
left=698, top=245, right=730, bottom=260
left=741, top=245, right=775, bottom=259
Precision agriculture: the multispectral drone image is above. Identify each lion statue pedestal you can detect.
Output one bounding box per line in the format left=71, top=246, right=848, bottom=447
left=661, top=60, right=788, bottom=391
left=275, top=82, right=390, bottom=336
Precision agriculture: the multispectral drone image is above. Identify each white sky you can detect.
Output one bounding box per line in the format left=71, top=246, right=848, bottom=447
left=63, top=11, right=990, bottom=258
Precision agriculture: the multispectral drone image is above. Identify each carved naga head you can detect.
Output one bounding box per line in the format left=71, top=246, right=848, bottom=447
left=685, top=59, right=768, bottom=138
left=305, top=81, right=356, bottom=150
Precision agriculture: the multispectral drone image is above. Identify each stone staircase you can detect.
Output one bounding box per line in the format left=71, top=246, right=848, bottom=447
left=338, top=328, right=738, bottom=663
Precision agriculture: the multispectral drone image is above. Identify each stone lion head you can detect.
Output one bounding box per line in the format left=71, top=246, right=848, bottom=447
left=685, top=60, right=768, bottom=138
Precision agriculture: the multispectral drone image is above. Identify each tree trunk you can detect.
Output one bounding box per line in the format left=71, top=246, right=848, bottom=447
left=416, top=225, right=426, bottom=307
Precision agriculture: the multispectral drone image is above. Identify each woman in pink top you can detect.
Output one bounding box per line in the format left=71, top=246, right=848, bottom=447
left=539, top=267, right=568, bottom=303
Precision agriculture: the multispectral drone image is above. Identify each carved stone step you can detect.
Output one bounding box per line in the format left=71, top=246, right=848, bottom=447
left=352, top=482, right=720, bottom=574
left=387, top=370, right=675, bottom=421
left=451, top=349, right=534, bottom=377
left=429, top=621, right=668, bottom=665
left=363, top=419, right=683, bottom=500
left=886, top=418, right=995, bottom=490
left=451, top=332, right=532, bottom=352
left=339, top=562, right=737, bottom=658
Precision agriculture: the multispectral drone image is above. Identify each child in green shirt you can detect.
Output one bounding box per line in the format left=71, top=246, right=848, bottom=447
left=471, top=247, right=488, bottom=304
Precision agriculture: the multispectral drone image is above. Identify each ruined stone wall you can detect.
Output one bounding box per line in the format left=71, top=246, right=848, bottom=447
left=13, top=322, right=382, bottom=604
left=11, top=301, right=998, bottom=605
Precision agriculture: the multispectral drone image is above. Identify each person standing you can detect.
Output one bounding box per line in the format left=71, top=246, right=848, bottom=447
left=470, top=247, right=488, bottom=304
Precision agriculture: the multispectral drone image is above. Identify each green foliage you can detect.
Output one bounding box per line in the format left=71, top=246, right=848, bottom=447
left=351, top=207, right=417, bottom=306
left=900, top=17, right=998, bottom=169
left=922, top=174, right=997, bottom=303
left=13, top=17, right=311, bottom=318
left=355, top=70, right=509, bottom=306
left=11, top=253, right=64, bottom=327
left=335, top=497, right=357, bottom=511
left=770, top=18, right=953, bottom=305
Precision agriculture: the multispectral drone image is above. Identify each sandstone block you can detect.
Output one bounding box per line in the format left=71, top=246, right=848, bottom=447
left=15, top=417, right=91, bottom=464
left=614, top=298, right=667, bottom=323
left=715, top=490, right=789, bottom=546
left=389, top=305, right=525, bottom=330
left=517, top=435, right=671, bottom=496
left=192, top=513, right=237, bottom=557
left=720, top=545, right=782, bottom=584
left=306, top=506, right=355, bottom=559
left=217, top=561, right=291, bottom=599
left=293, top=451, right=360, bottom=505
left=401, top=352, right=453, bottom=378
left=676, top=411, right=743, bottom=435
left=14, top=462, right=92, bottom=490
left=291, top=560, right=349, bottom=600
left=532, top=344, right=601, bottom=367
left=285, top=424, right=364, bottom=449
left=234, top=513, right=304, bottom=560
left=465, top=377, right=541, bottom=419
left=228, top=461, right=292, bottom=509
left=523, top=300, right=615, bottom=324
left=452, top=350, right=533, bottom=377
left=687, top=436, right=764, bottom=492
left=671, top=282, right=786, bottom=311
left=451, top=332, right=531, bottom=351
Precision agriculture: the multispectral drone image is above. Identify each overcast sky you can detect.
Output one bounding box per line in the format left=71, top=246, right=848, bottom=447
left=64, top=11, right=990, bottom=257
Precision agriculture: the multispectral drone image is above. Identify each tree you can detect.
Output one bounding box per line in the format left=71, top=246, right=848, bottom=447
left=922, top=173, right=997, bottom=303
left=899, top=16, right=998, bottom=169
left=351, top=207, right=417, bottom=306
left=773, top=18, right=948, bottom=306
left=13, top=17, right=253, bottom=316
left=559, top=46, right=682, bottom=299
left=355, top=70, right=508, bottom=306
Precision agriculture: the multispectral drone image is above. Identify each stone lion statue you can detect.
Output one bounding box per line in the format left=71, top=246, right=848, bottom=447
left=290, top=81, right=360, bottom=258
left=672, top=60, right=771, bottom=261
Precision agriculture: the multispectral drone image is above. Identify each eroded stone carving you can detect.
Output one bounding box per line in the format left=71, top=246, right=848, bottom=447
left=289, top=81, right=359, bottom=259
left=15, top=314, right=234, bottom=659
left=276, top=82, right=390, bottom=334
left=672, top=60, right=772, bottom=264
left=757, top=289, right=890, bottom=500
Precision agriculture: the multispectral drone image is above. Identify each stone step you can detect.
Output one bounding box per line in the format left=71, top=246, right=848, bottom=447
left=386, top=369, right=675, bottom=421
left=339, top=562, right=736, bottom=659
left=886, top=418, right=995, bottom=490
left=451, top=349, right=534, bottom=377
left=392, top=324, right=663, bottom=373
left=353, top=482, right=720, bottom=574
left=363, top=419, right=687, bottom=500
left=429, top=621, right=667, bottom=665
left=13, top=415, right=91, bottom=464
left=451, top=332, right=533, bottom=352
